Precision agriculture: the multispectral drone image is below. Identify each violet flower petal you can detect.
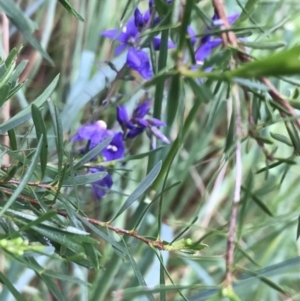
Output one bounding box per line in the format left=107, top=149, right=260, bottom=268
left=114, top=44, right=127, bottom=55
left=195, top=38, right=223, bottom=64
left=187, top=26, right=197, bottom=45
left=101, top=29, right=120, bottom=40
left=126, top=48, right=153, bottom=79
left=133, top=100, right=151, bottom=118
left=153, top=37, right=176, bottom=50
left=146, top=117, right=166, bottom=127
left=150, top=127, right=170, bottom=144
left=102, top=132, right=125, bottom=161
left=90, top=167, right=113, bottom=199
left=117, top=105, right=129, bottom=127
left=134, top=8, right=145, bottom=29
left=127, top=127, right=145, bottom=139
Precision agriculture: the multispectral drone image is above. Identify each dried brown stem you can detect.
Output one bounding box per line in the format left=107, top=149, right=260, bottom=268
left=0, top=179, right=55, bottom=190
left=1, top=189, right=167, bottom=251
left=0, top=13, right=10, bottom=166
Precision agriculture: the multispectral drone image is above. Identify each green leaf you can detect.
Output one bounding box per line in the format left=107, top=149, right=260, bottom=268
left=166, top=74, right=181, bottom=126
left=0, top=0, right=53, bottom=63
left=31, top=104, right=48, bottom=179
left=0, top=272, right=27, bottom=301
left=7, top=129, right=17, bottom=151
left=177, top=0, right=194, bottom=52
left=62, top=171, right=107, bottom=186
left=297, top=215, right=300, bottom=240
left=0, top=136, right=43, bottom=217
left=0, top=83, right=10, bottom=108
left=48, top=100, right=64, bottom=174
left=227, top=45, right=300, bottom=78
left=0, top=74, right=59, bottom=134
left=240, top=40, right=286, bottom=50
left=270, top=132, right=293, bottom=147
left=74, top=137, right=113, bottom=169
left=0, top=49, right=17, bottom=89
left=185, top=77, right=213, bottom=103
left=122, top=238, right=156, bottom=301
left=58, top=0, right=84, bottom=21
left=111, top=161, right=162, bottom=222
left=10, top=60, right=27, bottom=83
left=236, top=0, right=260, bottom=23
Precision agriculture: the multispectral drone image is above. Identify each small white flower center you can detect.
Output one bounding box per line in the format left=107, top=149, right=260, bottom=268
left=107, top=145, right=118, bottom=152
left=96, top=120, right=107, bottom=129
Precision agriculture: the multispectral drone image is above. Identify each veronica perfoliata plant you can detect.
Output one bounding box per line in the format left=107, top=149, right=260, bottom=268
left=1, top=0, right=300, bottom=300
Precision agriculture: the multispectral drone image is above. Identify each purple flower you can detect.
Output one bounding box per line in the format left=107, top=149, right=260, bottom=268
left=127, top=48, right=153, bottom=79
left=71, top=120, right=110, bottom=149
left=195, top=13, right=239, bottom=68
left=116, top=102, right=170, bottom=143
left=90, top=167, right=113, bottom=199
left=101, top=3, right=175, bottom=79
left=72, top=120, right=125, bottom=161
left=187, top=26, right=197, bottom=45
left=101, top=18, right=139, bottom=55
left=102, top=132, right=125, bottom=161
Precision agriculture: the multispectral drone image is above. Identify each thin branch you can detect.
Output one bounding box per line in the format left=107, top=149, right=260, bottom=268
left=0, top=179, right=55, bottom=190
left=1, top=189, right=168, bottom=251
left=225, top=84, right=242, bottom=286
left=0, top=12, right=10, bottom=166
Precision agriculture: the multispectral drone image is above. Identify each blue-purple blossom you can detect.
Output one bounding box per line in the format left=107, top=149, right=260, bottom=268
left=90, top=167, right=113, bottom=199
left=195, top=13, right=239, bottom=68
left=101, top=2, right=175, bottom=79
left=72, top=120, right=125, bottom=161
left=127, top=48, right=153, bottom=79
left=101, top=18, right=139, bottom=55
left=116, top=102, right=170, bottom=143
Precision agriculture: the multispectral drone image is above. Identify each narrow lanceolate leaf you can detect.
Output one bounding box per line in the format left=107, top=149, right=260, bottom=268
left=270, top=132, right=293, bottom=147
left=297, top=215, right=300, bottom=240
left=62, top=171, right=107, bottom=186
left=74, top=137, right=113, bottom=169
left=58, top=0, right=84, bottom=21
left=180, top=44, right=300, bottom=80
left=0, top=0, right=53, bottom=63
left=0, top=83, right=10, bottom=108
left=0, top=137, right=43, bottom=217
left=48, top=99, right=64, bottom=174
left=111, top=161, right=162, bottom=222
left=0, top=49, right=17, bottom=89
left=227, top=44, right=300, bottom=78
left=7, top=129, right=17, bottom=151
left=122, top=239, right=156, bottom=301
left=31, top=104, right=48, bottom=180
left=166, top=75, right=181, bottom=127
left=177, top=0, right=194, bottom=52
left=240, top=41, right=286, bottom=50
left=0, top=272, right=27, bottom=301
left=0, top=74, right=59, bottom=134
left=185, top=77, right=213, bottom=103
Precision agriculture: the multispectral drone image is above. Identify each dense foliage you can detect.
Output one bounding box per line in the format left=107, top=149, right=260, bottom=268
left=1, top=0, right=300, bottom=300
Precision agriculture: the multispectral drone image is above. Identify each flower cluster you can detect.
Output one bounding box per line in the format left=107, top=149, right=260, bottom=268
left=102, top=0, right=239, bottom=78
left=101, top=0, right=175, bottom=79
left=71, top=120, right=125, bottom=199
left=117, top=101, right=170, bottom=144
left=73, top=5, right=240, bottom=200
left=72, top=104, right=169, bottom=199
left=194, top=13, right=239, bottom=70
